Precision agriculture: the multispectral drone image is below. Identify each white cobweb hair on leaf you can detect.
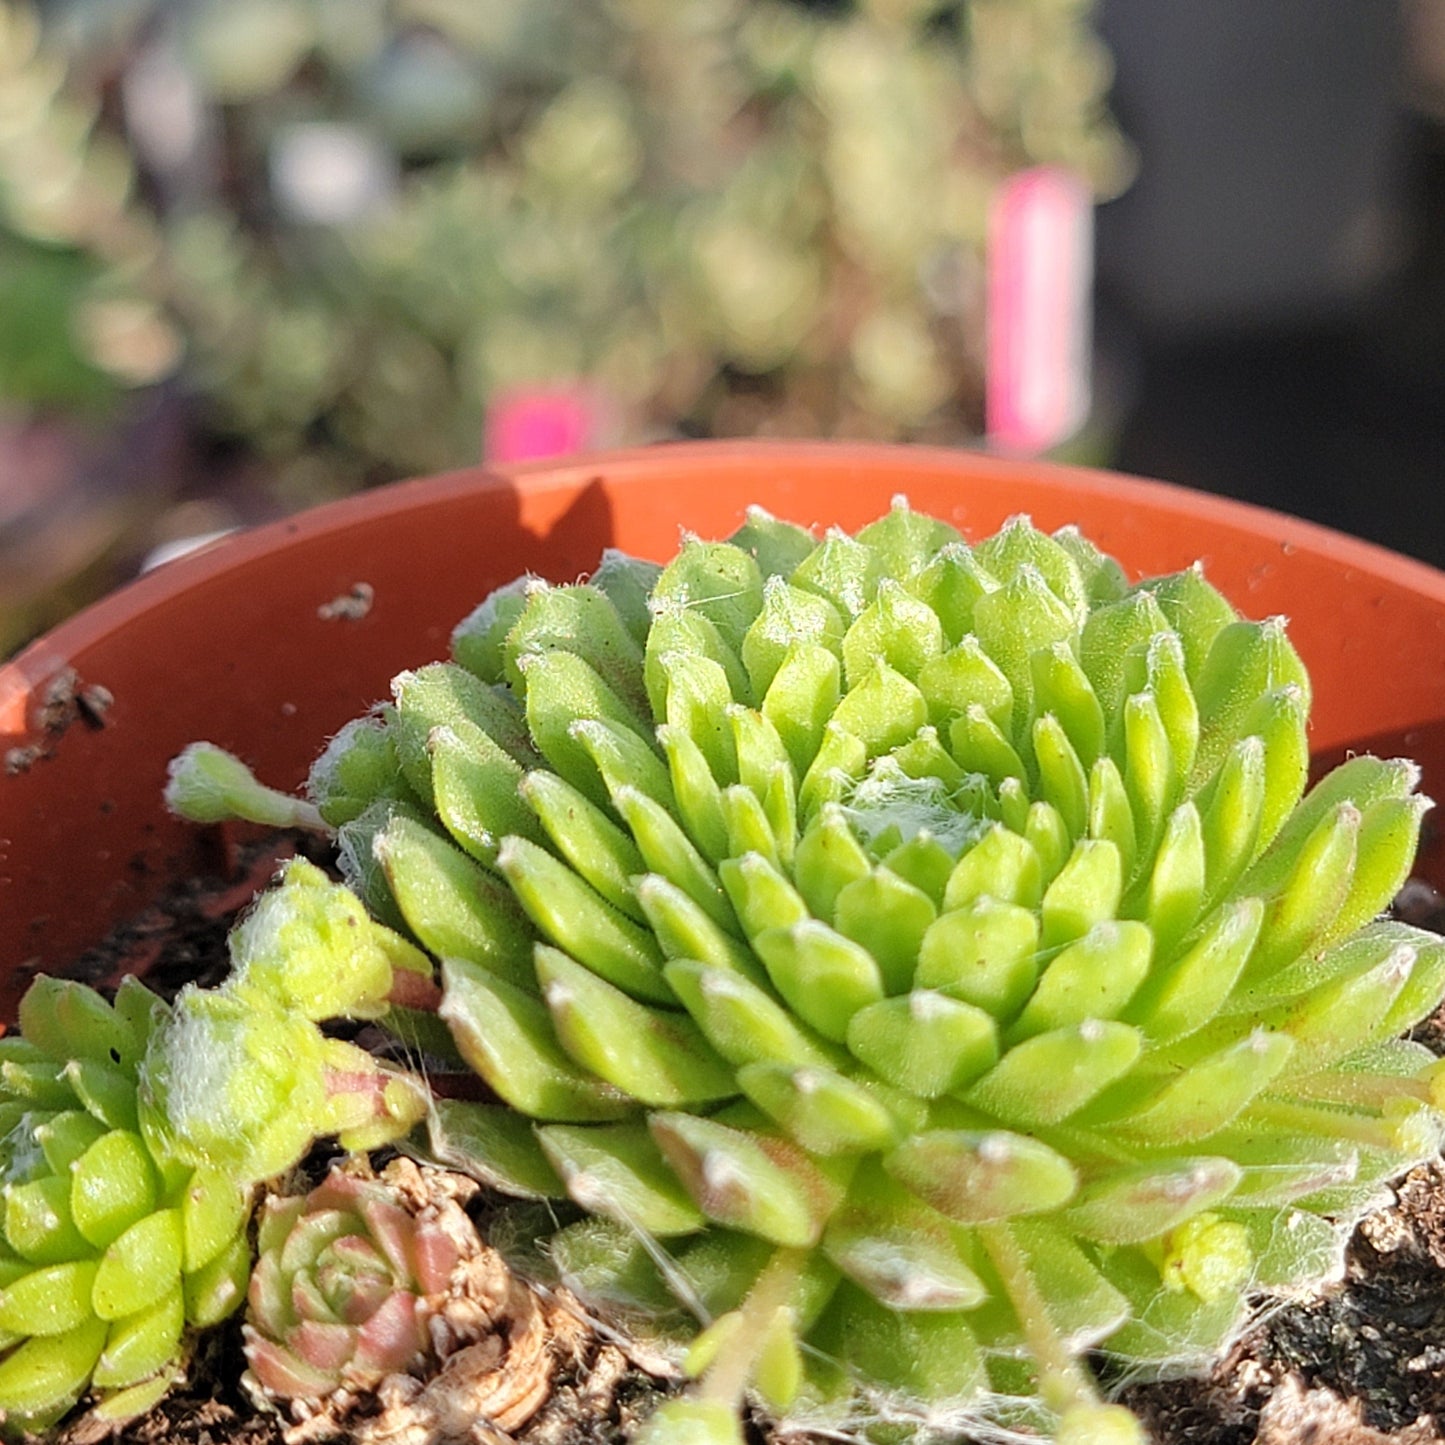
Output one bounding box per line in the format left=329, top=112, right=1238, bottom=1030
left=841, top=755, right=994, bottom=858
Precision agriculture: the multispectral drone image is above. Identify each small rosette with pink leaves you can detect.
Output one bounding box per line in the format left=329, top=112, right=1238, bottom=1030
left=243, top=1168, right=462, bottom=1403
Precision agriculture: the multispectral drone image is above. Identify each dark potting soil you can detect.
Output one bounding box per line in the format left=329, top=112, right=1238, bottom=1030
left=36, top=845, right=1445, bottom=1445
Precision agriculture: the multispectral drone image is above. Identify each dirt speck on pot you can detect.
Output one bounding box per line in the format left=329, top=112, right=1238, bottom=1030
left=318, top=582, right=375, bottom=621
left=3, top=666, right=114, bottom=774
left=35, top=665, right=112, bottom=733
left=76, top=681, right=114, bottom=726
left=4, top=741, right=45, bottom=774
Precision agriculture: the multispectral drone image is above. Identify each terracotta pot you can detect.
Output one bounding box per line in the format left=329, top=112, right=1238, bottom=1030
left=4, top=440, right=1445, bottom=1016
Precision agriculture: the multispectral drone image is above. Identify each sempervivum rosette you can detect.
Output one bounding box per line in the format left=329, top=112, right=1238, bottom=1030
left=0, top=867, right=436, bottom=1439
left=0, top=978, right=252, bottom=1435
left=244, top=1165, right=460, bottom=1404
left=243, top=1156, right=597, bottom=1444
left=180, top=502, right=1445, bottom=1443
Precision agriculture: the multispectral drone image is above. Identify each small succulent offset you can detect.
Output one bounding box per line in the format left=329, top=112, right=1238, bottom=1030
left=244, top=1165, right=463, bottom=1405
left=138, top=856, right=431, bottom=1188
left=172, top=501, right=1445, bottom=1443
left=0, top=976, right=251, bottom=1434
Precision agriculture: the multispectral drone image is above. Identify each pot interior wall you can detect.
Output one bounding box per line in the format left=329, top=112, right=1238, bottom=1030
left=3, top=443, right=1444, bottom=1016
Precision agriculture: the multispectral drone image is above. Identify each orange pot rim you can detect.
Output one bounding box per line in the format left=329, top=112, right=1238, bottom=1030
left=6, top=440, right=1445, bottom=724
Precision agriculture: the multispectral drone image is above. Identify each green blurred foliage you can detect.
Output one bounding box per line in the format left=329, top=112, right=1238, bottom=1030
left=0, top=234, right=113, bottom=408
left=0, top=0, right=1129, bottom=499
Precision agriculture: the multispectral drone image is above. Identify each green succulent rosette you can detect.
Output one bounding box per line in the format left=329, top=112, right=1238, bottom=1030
left=0, top=977, right=252, bottom=1435
left=0, top=858, right=440, bottom=1437
left=204, top=503, right=1445, bottom=1439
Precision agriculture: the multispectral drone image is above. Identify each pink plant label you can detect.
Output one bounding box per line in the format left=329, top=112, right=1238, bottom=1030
left=986, top=167, right=1093, bottom=456
left=485, top=387, right=599, bottom=465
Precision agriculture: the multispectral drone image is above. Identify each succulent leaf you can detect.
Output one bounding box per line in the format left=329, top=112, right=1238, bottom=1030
left=165, top=743, right=325, bottom=833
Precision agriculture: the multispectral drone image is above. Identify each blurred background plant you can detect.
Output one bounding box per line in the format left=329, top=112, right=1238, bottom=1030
left=0, top=0, right=1129, bottom=655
